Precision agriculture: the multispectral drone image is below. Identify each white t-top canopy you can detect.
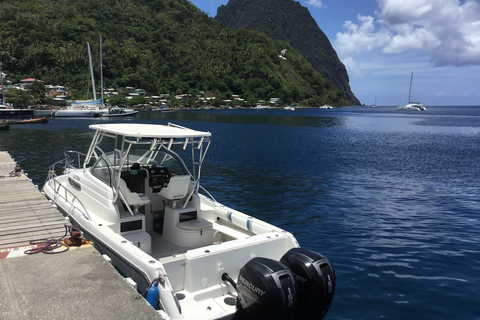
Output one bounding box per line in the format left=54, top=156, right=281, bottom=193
left=89, top=123, right=211, bottom=139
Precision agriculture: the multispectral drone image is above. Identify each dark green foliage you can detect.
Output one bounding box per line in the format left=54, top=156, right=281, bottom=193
left=0, top=0, right=354, bottom=106
left=216, top=0, right=361, bottom=105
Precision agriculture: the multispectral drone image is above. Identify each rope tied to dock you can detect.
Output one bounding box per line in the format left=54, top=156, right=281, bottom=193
left=24, top=224, right=84, bottom=255
left=9, top=163, right=22, bottom=177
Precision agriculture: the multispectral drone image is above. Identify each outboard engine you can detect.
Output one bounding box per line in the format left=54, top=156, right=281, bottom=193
left=234, top=257, right=297, bottom=320
left=280, top=248, right=335, bottom=320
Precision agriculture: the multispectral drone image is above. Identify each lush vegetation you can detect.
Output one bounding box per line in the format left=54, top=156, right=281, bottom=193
left=0, top=0, right=354, bottom=106
left=216, top=0, right=360, bottom=105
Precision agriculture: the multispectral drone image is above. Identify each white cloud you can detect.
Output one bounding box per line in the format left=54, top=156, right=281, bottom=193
left=342, top=57, right=371, bottom=77
left=335, top=0, right=480, bottom=67
left=305, top=0, right=325, bottom=9
left=335, top=15, right=391, bottom=55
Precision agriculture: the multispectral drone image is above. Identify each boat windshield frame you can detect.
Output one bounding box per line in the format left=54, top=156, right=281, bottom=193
left=83, top=123, right=211, bottom=202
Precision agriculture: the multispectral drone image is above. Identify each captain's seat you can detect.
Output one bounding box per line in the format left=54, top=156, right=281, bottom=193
left=159, top=175, right=191, bottom=208
left=118, top=178, right=150, bottom=214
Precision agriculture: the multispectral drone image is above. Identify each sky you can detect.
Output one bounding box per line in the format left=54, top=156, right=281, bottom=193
left=189, top=0, right=480, bottom=106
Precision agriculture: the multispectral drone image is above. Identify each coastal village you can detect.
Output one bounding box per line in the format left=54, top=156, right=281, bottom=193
left=0, top=75, right=287, bottom=110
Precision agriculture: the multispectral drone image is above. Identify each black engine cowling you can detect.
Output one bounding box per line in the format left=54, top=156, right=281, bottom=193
left=280, top=248, right=335, bottom=320
left=235, top=257, right=296, bottom=320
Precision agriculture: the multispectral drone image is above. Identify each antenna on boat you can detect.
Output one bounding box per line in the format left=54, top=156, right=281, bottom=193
left=408, top=71, right=413, bottom=103
left=87, top=42, right=97, bottom=101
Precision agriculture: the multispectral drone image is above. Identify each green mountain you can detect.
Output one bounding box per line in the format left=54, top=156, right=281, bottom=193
left=0, top=0, right=352, bottom=106
left=215, top=0, right=360, bottom=105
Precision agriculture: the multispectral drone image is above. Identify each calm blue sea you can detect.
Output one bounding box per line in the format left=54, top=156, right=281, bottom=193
left=1, top=106, right=479, bottom=319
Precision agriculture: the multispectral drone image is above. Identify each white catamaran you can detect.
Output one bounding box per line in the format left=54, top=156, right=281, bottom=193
left=42, top=122, right=335, bottom=320
left=397, top=72, right=426, bottom=111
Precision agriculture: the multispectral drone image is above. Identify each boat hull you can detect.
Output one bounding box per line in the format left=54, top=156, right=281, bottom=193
left=43, top=173, right=299, bottom=320
left=52, top=109, right=107, bottom=117
left=102, top=110, right=138, bottom=117
left=41, top=123, right=333, bottom=320
left=0, top=109, right=35, bottom=118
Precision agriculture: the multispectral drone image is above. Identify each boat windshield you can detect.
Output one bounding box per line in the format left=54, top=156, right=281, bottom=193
left=119, top=148, right=189, bottom=176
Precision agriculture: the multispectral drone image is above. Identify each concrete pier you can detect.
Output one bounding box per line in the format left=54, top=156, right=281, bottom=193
left=0, top=151, right=163, bottom=320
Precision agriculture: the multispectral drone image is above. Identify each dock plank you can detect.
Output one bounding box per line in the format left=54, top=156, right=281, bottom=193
left=0, top=151, right=67, bottom=250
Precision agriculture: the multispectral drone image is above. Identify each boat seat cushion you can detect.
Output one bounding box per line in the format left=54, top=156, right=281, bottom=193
left=159, top=175, right=190, bottom=200
left=118, top=179, right=150, bottom=207
left=178, top=218, right=212, bottom=231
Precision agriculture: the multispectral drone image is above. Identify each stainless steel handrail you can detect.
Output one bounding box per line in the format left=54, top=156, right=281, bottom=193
left=48, top=176, right=92, bottom=222
left=45, top=155, right=92, bottom=222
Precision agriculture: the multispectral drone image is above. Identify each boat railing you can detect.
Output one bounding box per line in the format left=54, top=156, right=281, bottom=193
left=46, top=174, right=92, bottom=222
left=48, top=151, right=87, bottom=175
left=44, top=152, right=92, bottom=222
left=198, top=185, right=216, bottom=203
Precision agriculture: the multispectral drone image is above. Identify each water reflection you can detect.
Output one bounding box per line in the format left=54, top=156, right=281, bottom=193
left=2, top=106, right=480, bottom=320
left=140, top=109, right=346, bottom=128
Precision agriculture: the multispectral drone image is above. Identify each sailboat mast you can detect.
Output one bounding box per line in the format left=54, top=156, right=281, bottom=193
left=100, top=35, right=104, bottom=107
left=408, top=72, right=413, bottom=103
left=0, top=61, right=4, bottom=106
left=87, top=42, right=97, bottom=101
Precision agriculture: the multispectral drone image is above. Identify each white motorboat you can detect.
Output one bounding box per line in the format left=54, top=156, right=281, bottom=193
left=101, top=106, right=138, bottom=117
left=42, top=122, right=335, bottom=320
left=397, top=72, right=426, bottom=111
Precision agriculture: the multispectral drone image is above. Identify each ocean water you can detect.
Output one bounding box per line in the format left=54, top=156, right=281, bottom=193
left=1, top=106, right=479, bottom=319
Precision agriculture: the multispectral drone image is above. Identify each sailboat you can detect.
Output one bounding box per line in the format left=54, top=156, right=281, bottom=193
left=53, top=36, right=137, bottom=117
left=53, top=41, right=106, bottom=117
left=370, top=97, right=378, bottom=108
left=397, top=72, right=426, bottom=111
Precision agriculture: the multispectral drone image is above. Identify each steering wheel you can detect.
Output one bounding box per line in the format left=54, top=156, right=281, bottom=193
left=148, top=165, right=170, bottom=192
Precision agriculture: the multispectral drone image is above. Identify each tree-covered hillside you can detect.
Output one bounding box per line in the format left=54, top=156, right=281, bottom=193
left=216, top=0, right=360, bottom=105
left=0, top=0, right=351, bottom=106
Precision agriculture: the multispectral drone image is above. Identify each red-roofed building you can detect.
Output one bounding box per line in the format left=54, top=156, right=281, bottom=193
left=20, top=78, right=38, bottom=89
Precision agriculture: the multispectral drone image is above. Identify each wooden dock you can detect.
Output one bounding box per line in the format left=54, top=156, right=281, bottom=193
left=0, top=151, right=67, bottom=251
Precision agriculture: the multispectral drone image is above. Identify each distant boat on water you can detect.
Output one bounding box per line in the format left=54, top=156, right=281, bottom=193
left=53, top=36, right=137, bottom=118
left=0, top=105, right=35, bottom=118
left=397, top=72, right=426, bottom=111
left=1, top=117, right=48, bottom=124
left=101, top=106, right=138, bottom=117
left=53, top=41, right=105, bottom=117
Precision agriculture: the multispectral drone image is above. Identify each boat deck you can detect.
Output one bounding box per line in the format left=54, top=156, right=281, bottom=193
left=148, top=231, right=193, bottom=259
left=0, top=151, right=67, bottom=251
